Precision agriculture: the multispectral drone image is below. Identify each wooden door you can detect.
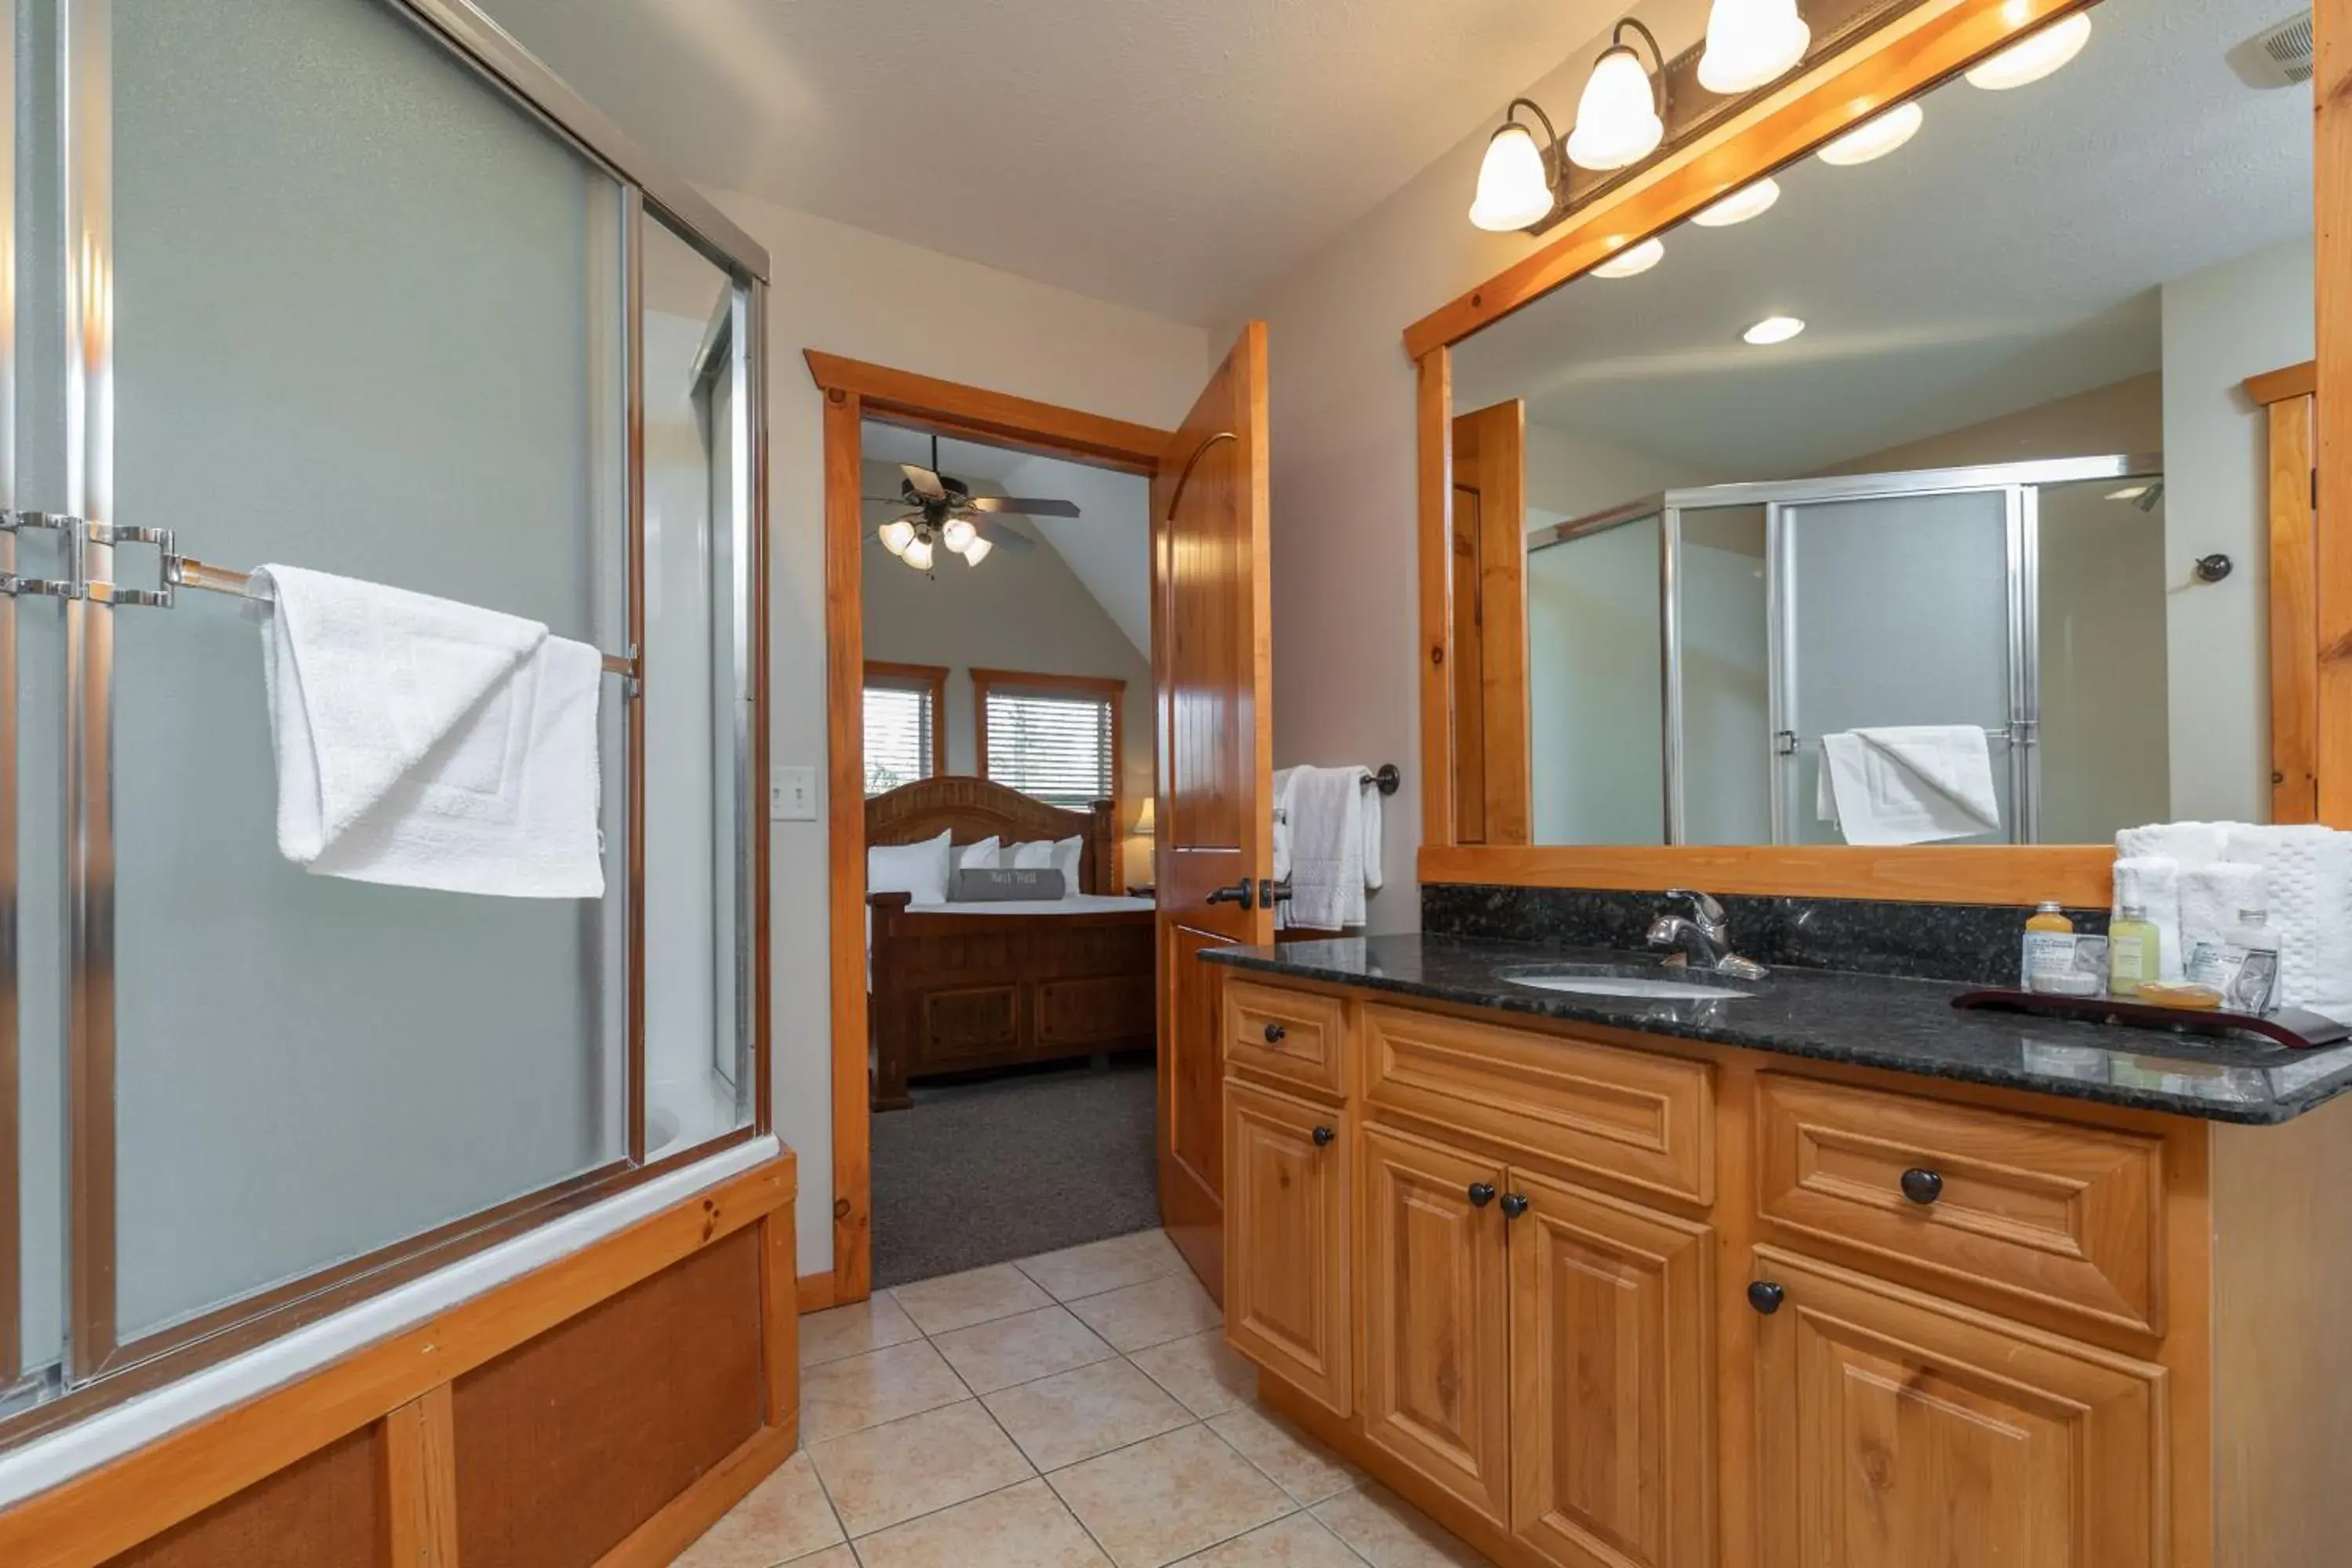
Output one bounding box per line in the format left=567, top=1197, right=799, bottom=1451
left=1508, top=1168, right=1714, bottom=1568
left=1359, top=1123, right=1512, bottom=1526
left=1752, top=1247, right=2165, bottom=1568
left=1224, top=1080, right=1351, bottom=1417
left=1449, top=398, right=1529, bottom=845
left=1152, top=322, right=1275, bottom=1299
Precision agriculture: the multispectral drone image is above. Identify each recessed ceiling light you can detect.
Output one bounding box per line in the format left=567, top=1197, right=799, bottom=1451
left=1965, top=12, right=2092, bottom=90
left=2106, top=484, right=2152, bottom=501
left=1592, top=238, right=1666, bottom=278
left=1742, top=315, right=1806, bottom=345
left=1818, top=101, right=1925, bottom=165
left=1692, top=177, right=1781, bottom=227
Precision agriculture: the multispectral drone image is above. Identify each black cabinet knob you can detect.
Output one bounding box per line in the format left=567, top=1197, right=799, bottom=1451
left=1900, top=1167, right=1944, bottom=1206
left=1263, top=1022, right=1287, bottom=1045
left=1311, top=1125, right=1334, bottom=1147
left=1498, top=1192, right=1530, bottom=1220
left=1747, top=1280, right=1786, bottom=1316
left=1467, top=1181, right=1496, bottom=1207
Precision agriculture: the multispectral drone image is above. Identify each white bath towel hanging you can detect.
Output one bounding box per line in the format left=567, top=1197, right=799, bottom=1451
left=257, top=564, right=604, bottom=898
left=1819, top=726, right=2002, bottom=846
left=1284, top=765, right=1383, bottom=931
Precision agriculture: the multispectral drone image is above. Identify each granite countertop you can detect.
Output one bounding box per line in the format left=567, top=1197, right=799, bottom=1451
left=1203, top=933, right=2352, bottom=1125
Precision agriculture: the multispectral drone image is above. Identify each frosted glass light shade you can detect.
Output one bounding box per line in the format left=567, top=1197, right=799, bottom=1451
left=1566, top=48, right=1664, bottom=170
left=1470, top=122, right=1554, bottom=230
left=1965, top=13, right=2091, bottom=89
left=878, top=517, right=916, bottom=556
left=1742, top=315, right=1806, bottom=345
left=961, top=535, right=993, bottom=566
left=1592, top=237, right=1665, bottom=278
left=1691, top=177, right=1780, bottom=227
left=942, top=516, right=978, bottom=553
left=902, top=535, right=935, bottom=571
left=1698, top=0, right=1810, bottom=94
left=1817, top=101, right=1924, bottom=165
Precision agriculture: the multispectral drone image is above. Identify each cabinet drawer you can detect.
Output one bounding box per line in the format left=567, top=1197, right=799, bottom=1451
left=1363, top=1005, right=1714, bottom=1205
left=1225, top=980, right=1348, bottom=1097
left=1756, top=1073, right=2165, bottom=1334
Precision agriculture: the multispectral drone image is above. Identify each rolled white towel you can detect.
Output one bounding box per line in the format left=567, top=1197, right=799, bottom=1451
left=2112, top=855, right=2184, bottom=981
left=2115, top=821, right=2240, bottom=869
left=2179, top=862, right=2267, bottom=972
left=2220, top=826, right=2352, bottom=1013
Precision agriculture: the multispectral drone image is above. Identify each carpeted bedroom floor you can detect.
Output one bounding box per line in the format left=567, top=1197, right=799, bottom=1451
left=869, top=1052, right=1160, bottom=1289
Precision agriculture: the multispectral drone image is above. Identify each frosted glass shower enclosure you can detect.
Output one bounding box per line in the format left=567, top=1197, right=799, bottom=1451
left=2, top=0, right=770, bottom=1434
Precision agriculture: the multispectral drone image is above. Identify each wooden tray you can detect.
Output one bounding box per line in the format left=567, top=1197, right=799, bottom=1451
left=1951, top=987, right=2350, bottom=1050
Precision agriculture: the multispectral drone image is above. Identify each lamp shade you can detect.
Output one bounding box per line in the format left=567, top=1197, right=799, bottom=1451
left=960, top=535, right=993, bottom=566
left=1691, top=176, right=1780, bottom=227
left=1965, top=13, right=2090, bottom=89
left=1592, top=237, right=1665, bottom=278
left=942, top=516, right=978, bottom=553
left=878, top=517, right=916, bottom=557
left=1469, top=122, right=1554, bottom=231
left=1817, top=100, right=1923, bottom=165
left=1697, top=0, right=1810, bottom=94
left=902, top=535, right=935, bottom=571
left=1566, top=46, right=1664, bottom=170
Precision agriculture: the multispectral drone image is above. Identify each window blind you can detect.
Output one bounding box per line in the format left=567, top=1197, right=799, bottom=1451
left=985, top=688, right=1114, bottom=808
left=863, top=681, right=935, bottom=796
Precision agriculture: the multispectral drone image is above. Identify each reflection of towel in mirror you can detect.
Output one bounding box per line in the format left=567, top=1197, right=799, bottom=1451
left=1819, top=727, right=2001, bottom=846
left=1283, top=765, right=1383, bottom=931
left=1271, top=766, right=1304, bottom=884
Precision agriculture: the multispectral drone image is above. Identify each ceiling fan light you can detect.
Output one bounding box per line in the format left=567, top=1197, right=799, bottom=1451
left=1566, top=46, right=1664, bottom=171
left=1691, top=176, right=1780, bottom=227
left=942, top=517, right=978, bottom=553
left=1592, top=237, right=1665, bottom=278
left=1470, top=122, right=1555, bottom=231
left=1965, top=12, right=2091, bottom=90
left=877, top=517, right=916, bottom=557
left=1697, top=0, right=1810, bottom=94
left=961, top=535, right=993, bottom=566
left=902, top=535, right=935, bottom=572
left=1817, top=100, right=1924, bottom=165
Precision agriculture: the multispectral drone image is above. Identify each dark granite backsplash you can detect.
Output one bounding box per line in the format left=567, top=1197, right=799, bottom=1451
left=1421, top=883, right=2109, bottom=986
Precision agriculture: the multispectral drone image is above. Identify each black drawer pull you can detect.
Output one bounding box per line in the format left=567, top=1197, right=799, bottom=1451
left=1748, top=1280, right=1785, bottom=1316
left=1311, top=1125, right=1334, bottom=1147
left=1262, top=1022, right=1287, bottom=1045
left=1900, top=1167, right=1944, bottom=1205
left=1467, top=1181, right=1496, bottom=1207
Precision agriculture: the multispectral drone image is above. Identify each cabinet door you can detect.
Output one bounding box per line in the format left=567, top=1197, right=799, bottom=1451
left=1359, top=1123, right=1512, bottom=1524
left=1753, top=1247, right=2165, bottom=1568
left=1224, top=1080, right=1352, bottom=1416
left=1508, top=1168, right=1715, bottom=1568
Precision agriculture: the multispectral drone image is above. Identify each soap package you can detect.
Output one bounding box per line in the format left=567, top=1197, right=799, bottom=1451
left=2020, top=931, right=2110, bottom=996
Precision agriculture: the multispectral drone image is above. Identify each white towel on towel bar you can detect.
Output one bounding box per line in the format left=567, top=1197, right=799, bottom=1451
left=1283, top=765, right=1384, bottom=931
left=257, top=564, right=604, bottom=898
left=1818, top=726, right=2002, bottom=845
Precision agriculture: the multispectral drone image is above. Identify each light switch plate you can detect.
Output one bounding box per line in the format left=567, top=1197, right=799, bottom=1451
left=770, top=765, right=817, bottom=822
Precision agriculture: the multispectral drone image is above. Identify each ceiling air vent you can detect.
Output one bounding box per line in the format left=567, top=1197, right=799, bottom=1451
left=2232, top=12, right=2314, bottom=88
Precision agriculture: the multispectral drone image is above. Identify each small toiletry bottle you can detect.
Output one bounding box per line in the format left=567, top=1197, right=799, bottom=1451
left=2187, top=907, right=2281, bottom=1014
left=2108, top=904, right=2159, bottom=998
left=2021, top=901, right=2074, bottom=993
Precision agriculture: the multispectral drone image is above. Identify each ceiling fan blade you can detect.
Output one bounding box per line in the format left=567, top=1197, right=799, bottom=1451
left=971, top=516, right=1036, bottom=551
left=901, top=463, right=948, bottom=502
left=968, top=495, right=1081, bottom=518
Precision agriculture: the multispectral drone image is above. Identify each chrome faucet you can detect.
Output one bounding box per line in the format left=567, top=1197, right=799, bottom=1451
left=1646, top=889, right=1768, bottom=979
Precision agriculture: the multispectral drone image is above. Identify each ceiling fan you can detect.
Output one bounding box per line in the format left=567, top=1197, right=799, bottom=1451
left=865, top=434, right=1082, bottom=572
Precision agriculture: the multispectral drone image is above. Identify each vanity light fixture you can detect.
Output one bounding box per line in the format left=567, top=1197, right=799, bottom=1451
left=1470, top=99, right=1563, bottom=230
left=1817, top=100, right=1924, bottom=165
left=2107, top=484, right=2152, bottom=501
left=1742, top=314, right=1806, bottom=345
left=1965, top=11, right=2092, bottom=89
left=877, top=517, right=916, bottom=557
left=1691, top=176, right=1781, bottom=227
left=1592, top=237, right=1667, bottom=278
left=1567, top=20, right=1669, bottom=171
left=1698, top=0, right=1811, bottom=93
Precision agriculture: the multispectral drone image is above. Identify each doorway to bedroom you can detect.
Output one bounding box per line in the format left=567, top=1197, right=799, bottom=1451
left=855, top=418, right=1161, bottom=1288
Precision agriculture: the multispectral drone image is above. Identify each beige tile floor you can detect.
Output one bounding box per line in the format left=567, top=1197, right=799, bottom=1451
left=670, top=1227, right=1494, bottom=1568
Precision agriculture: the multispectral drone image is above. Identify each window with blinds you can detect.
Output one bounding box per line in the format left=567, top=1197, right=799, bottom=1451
left=983, top=685, right=1116, bottom=808
left=863, top=680, right=937, bottom=796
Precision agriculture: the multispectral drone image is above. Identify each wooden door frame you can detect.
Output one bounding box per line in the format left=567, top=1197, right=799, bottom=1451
left=2249, top=361, right=2320, bottom=822
left=806, top=350, right=1172, bottom=1304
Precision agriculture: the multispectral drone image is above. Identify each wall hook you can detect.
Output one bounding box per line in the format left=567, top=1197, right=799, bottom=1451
left=2194, top=553, right=2233, bottom=584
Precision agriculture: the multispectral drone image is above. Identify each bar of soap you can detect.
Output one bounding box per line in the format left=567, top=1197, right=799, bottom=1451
left=2137, top=981, right=2223, bottom=1011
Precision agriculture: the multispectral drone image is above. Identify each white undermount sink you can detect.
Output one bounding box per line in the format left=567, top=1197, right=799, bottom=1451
left=1504, top=969, right=1754, bottom=1001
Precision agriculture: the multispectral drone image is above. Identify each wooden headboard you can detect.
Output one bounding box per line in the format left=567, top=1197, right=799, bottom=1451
left=865, top=775, right=1122, bottom=895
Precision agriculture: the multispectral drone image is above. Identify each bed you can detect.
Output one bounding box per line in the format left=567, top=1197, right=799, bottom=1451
left=866, top=776, right=1155, bottom=1111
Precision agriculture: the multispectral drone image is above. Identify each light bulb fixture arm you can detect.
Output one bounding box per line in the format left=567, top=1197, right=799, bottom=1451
left=1500, top=94, right=1563, bottom=164
left=1609, top=18, right=1670, bottom=117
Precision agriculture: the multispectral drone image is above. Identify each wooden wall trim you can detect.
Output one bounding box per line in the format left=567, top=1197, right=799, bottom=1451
left=1415, top=348, right=1455, bottom=852
left=1419, top=843, right=2116, bottom=907
left=804, top=350, right=1172, bottom=474
left=593, top=1425, right=795, bottom=1568
left=795, top=1272, right=836, bottom=1313
left=383, top=1386, right=459, bottom=1568
left=2318, top=0, right=2350, bottom=829
left=2270, top=394, right=2321, bottom=823
left=2245, top=360, right=2318, bottom=406
left=0, top=1156, right=796, bottom=1568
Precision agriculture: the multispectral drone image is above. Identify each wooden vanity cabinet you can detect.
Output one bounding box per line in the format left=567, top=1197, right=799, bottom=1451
left=1221, top=970, right=2352, bottom=1568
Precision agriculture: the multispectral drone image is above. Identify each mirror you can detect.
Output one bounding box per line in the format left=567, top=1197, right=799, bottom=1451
left=1446, top=0, right=2313, bottom=850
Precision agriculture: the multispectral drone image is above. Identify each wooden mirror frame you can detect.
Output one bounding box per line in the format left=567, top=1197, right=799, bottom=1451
left=1408, top=0, right=2350, bottom=907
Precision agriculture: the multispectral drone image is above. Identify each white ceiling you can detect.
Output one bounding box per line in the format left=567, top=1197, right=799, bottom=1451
left=471, top=0, right=1628, bottom=325
left=862, top=423, right=1152, bottom=655
left=1453, top=0, right=2312, bottom=481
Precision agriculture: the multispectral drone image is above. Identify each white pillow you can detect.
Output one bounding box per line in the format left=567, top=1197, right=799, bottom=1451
left=958, top=836, right=1000, bottom=871
left=868, top=829, right=953, bottom=904
left=1009, top=835, right=1085, bottom=895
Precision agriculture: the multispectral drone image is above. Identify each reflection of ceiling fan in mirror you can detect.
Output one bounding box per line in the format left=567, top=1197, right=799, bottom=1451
left=866, top=434, right=1081, bottom=573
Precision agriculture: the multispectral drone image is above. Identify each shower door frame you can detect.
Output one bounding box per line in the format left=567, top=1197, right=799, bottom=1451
left=6, top=0, right=775, bottom=1439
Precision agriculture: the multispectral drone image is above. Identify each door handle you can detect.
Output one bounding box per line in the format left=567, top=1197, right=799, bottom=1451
left=1204, top=879, right=1255, bottom=910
